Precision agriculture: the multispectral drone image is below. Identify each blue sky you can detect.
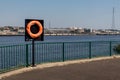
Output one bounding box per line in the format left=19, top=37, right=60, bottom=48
left=0, top=0, right=120, bottom=29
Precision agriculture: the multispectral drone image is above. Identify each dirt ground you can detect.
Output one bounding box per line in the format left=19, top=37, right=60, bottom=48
left=1, top=57, right=120, bottom=80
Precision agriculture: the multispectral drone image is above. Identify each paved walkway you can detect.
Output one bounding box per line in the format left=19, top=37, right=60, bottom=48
left=1, top=57, right=120, bottom=80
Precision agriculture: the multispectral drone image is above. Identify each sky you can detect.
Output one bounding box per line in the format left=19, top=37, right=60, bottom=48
left=0, top=0, right=120, bottom=29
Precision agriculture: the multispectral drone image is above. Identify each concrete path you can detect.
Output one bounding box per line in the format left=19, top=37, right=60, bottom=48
left=1, top=57, right=120, bottom=80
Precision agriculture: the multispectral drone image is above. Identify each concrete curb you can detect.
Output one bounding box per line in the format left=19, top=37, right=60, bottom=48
left=0, top=55, right=120, bottom=79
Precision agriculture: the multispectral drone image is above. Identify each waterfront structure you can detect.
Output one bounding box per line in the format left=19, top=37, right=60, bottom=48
left=0, top=26, right=120, bottom=35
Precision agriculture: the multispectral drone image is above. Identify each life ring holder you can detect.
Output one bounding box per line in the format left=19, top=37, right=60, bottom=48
left=26, top=20, right=43, bottom=39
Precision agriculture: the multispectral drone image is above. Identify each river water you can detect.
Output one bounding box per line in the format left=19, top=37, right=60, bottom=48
left=0, top=35, right=120, bottom=71
left=0, top=35, right=120, bottom=45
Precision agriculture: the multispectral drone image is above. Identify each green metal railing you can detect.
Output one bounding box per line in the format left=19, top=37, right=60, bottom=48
left=0, top=44, right=26, bottom=73
left=0, top=41, right=120, bottom=74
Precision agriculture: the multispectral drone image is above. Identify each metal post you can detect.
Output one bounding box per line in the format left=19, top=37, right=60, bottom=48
left=89, top=42, right=92, bottom=59
left=32, top=39, right=35, bottom=67
left=63, top=43, right=65, bottom=62
left=26, top=44, right=29, bottom=67
left=110, top=41, right=112, bottom=56
left=0, top=47, right=3, bottom=70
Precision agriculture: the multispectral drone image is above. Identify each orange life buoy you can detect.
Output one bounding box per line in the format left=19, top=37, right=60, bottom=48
left=26, top=20, right=43, bottom=39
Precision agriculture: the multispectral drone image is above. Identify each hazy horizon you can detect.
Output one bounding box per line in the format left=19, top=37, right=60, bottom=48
left=0, top=0, right=120, bottom=29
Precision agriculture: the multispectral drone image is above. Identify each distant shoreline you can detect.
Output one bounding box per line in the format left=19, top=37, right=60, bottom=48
left=0, top=34, right=120, bottom=36
left=0, top=35, right=24, bottom=36
left=0, top=34, right=91, bottom=36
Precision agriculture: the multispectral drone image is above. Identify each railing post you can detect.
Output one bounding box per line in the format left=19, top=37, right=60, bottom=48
left=89, top=42, right=92, bottom=59
left=110, top=41, right=112, bottom=56
left=62, top=42, right=65, bottom=62
left=26, top=44, right=29, bottom=67
left=0, top=47, right=3, bottom=71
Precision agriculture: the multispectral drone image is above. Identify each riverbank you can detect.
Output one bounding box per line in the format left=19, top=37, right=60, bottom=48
left=0, top=33, right=120, bottom=36
left=0, top=34, right=91, bottom=36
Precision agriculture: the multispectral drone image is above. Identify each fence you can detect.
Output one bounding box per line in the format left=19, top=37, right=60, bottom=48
left=0, top=41, right=120, bottom=74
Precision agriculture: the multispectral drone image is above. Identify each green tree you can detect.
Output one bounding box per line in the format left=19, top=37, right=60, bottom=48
left=113, top=44, right=120, bottom=54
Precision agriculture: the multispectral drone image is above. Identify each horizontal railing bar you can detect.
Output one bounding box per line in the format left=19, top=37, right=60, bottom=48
left=0, top=41, right=120, bottom=74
